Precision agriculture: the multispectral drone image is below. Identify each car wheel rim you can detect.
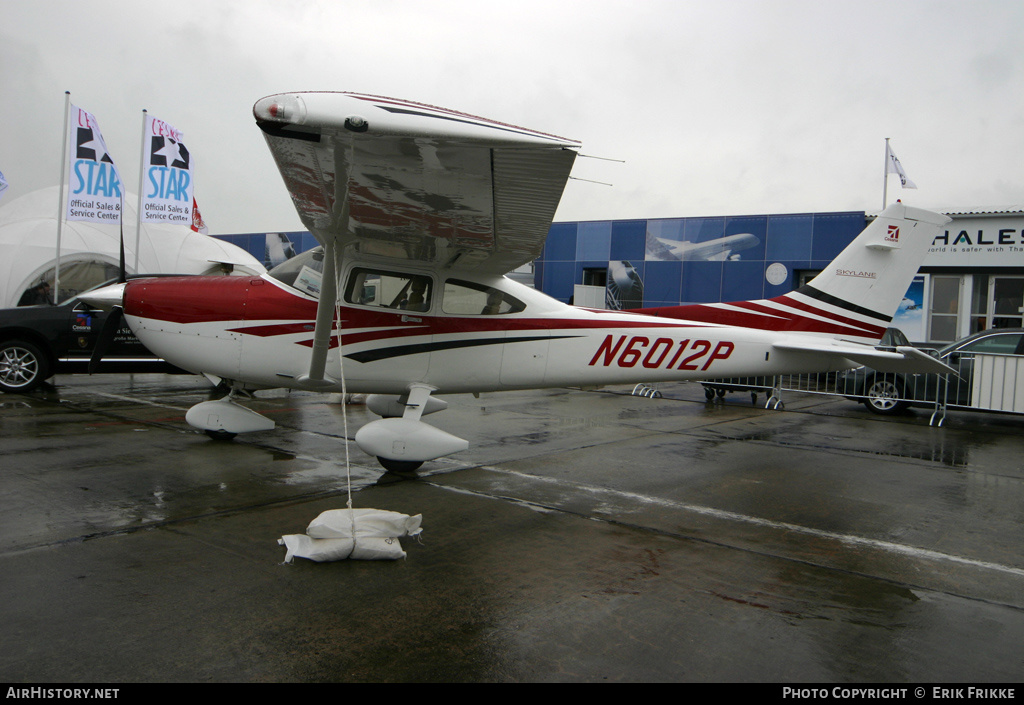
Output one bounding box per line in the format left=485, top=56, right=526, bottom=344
left=867, top=380, right=899, bottom=410
left=0, top=346, right=40, bottom=389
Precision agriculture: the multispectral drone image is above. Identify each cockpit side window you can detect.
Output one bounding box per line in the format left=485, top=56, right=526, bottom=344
left=442, top=279, right=526, bottom=315
left=343, top=268, right=433, bottom=312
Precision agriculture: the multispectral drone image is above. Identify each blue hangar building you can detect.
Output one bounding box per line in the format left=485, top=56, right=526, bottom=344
left=535, top=211, right=864, bottom=310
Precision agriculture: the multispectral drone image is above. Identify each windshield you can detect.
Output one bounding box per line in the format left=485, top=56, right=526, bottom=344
left=268, top=247, right=325, bottom=297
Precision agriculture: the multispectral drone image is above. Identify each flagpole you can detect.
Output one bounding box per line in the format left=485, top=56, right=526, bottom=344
left=882, top=137, right=890, bottom=210
left=135, top=109, right=147, bottom=272
left=55, top=91, right=70, bottom=303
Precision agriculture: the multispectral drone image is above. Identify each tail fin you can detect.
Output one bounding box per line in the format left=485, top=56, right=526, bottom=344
left=774, top=203, right=950, bottom=342
left=638, top=203, right=950, bottom=344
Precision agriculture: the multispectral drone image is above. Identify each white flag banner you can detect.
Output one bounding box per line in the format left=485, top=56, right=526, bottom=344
left=885, top=142, right=917, bottom=189
left=67, top=105, right=124, bottom=223
left=0, top=169, right=8, bottom=201
left=141, top=114, right=193, bottom=225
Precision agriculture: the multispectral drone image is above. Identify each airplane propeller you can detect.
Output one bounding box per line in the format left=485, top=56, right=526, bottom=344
left=88, top=304, right=124, bottom=374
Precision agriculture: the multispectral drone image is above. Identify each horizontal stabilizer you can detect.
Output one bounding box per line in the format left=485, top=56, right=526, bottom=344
left=773, top=340, right=957, bottom=375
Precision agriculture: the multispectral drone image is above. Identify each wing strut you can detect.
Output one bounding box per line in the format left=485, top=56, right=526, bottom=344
left=298, top=237, right=340, bottom=389
left=297, top=136, right=352, bottom=390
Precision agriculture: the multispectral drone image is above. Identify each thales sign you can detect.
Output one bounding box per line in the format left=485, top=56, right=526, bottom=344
left=925, top=215, right=1024, bottom=267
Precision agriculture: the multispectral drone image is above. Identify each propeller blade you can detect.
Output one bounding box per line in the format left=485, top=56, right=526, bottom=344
left=118, top=221, right=126, bottom=283
left=88, top=305, right=124, bottom=375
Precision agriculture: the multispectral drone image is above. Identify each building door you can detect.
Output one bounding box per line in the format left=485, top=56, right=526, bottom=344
left=928, top=275, right=962, bottom=343
left=990, top=276, right=1024, bottom=329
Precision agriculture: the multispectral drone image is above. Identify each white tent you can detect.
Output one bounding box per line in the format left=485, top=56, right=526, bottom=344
left=0, top=187, right=265, bottom=307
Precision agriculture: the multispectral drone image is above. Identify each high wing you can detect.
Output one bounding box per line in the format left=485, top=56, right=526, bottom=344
left=253, top=92, right=580, bottom=275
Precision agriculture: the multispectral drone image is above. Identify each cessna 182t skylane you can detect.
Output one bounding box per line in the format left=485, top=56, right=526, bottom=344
left=83, top=92, right=953, bottom=472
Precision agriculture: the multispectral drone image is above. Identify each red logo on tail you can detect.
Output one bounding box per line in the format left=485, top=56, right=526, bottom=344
left=886, top=225, right=900, bottom=242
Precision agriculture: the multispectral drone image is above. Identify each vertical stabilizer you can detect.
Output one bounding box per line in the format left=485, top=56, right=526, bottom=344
left=778, top=203, right=950, bottom=341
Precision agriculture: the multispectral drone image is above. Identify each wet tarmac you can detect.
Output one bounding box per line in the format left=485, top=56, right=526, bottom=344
left=2, top=373, right=1024, bottom=683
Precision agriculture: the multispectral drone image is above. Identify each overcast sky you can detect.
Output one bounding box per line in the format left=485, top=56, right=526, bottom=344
left=2, top=0, right=1022, bottom=235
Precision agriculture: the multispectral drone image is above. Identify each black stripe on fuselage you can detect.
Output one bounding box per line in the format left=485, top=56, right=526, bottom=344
left=794, top=284, right=892, bottom=324
left=344, top=335, right=580, bottom=363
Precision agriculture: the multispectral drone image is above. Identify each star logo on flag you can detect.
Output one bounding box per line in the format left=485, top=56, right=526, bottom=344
left=150, top=136, right=190, bottom=169
left=76, top=127, right=114, bottom=164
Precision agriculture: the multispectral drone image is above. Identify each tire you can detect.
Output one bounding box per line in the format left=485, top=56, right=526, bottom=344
left=0, top=340, right=50, bottom=393
left=863, top=376, right=909, bottom=415
left=205, top=429, right=238, bottom=441
left=377, top=457, right=423, bottom=473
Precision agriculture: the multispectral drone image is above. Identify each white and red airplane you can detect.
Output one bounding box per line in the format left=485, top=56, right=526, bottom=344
left=83, top=92, right=952, bottom=472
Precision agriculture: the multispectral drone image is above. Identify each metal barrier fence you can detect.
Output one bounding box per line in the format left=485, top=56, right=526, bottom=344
left=690, top=351, right=1024, bottom=427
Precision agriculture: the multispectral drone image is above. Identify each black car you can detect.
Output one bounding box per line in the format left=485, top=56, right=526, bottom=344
left=838, top=328, right=1024, bottom=415
left=0, top=280, right=181, bottom=393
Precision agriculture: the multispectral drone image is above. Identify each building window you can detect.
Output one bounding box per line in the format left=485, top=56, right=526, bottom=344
left=992, top=277, right=1024, bottom=329
left=582, top=268, right=607, bottom=287
left=928, top=275, right=961, bottom=343
left=970, top=275, right=989, bottom=334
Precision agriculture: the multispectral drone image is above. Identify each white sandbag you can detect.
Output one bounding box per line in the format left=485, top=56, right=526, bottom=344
left=278, top=535, right=407, bottom=563
left=279, top=534, right=353, bottom=563
left=351, top=537, right=407, bottom=560
left=306, top=508, right=423, bottom=540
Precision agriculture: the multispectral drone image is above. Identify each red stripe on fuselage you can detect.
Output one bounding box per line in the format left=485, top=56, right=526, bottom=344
left=638, top=297, right=886, bottom=340
left=125, top=275, right=706, bottom=349
left=125, top=276, right=318, bottom=324
left=720, top=299, right=885, bottom=338
left=768, top=295, right=887, bottom=338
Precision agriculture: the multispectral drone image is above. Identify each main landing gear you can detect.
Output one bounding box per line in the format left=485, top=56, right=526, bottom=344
left=356, top=384, right=468, bottom=473
left=185, top=388, right=276, bottom=440
left=183, top=382, right=469, bottom=473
